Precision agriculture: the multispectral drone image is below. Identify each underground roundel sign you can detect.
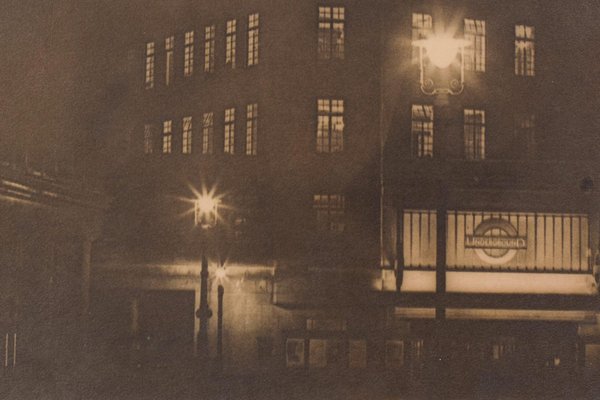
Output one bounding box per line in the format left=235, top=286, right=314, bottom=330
left=464, top=218, right=527, bottom=265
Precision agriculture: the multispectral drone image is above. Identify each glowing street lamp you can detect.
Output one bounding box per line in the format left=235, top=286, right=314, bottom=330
left=193, top=191, right=220, bottom=367
left=194, top=194, right=220, bottom=230
left=413, top=35, right=470, bottom=95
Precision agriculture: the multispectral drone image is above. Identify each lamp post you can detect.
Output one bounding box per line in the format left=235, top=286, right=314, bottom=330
left=194, top=194, right=219, bottom=367
left=412, top=33, right=469, bottom=397
left=215, top=264, right=226, bottom=373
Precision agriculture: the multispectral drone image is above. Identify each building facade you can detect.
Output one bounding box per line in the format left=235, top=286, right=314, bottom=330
left=89, top=0, right=600, bottom=392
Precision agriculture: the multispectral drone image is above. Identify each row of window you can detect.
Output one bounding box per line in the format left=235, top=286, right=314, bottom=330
left=411, top=105, right=536, bottom=160
left=144, top=8, right=535, bottom=90
left=145, top=100, right=534, bottom=160
left=145, top=13, right=259, bottom=89
left=144, top=99, right=344, bottom=156
left=144, top=104, right=258, bottom=156
left=413, top=13, right=535, bottom=76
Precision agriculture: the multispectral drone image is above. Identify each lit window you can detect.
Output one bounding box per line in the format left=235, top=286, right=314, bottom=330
left=464, top=109, right=485, bottom=160
left=515, top=113, right=536, bottom=158
left=464, top=19, right=486, bottom=72
left=313, top=194, right=345, bottom=232
left=162, top=120, right=172, bottom=154
left=144, top=124, right=153, bottom=154
left=226, top=19, right=237, bottom=68
left=204, top=25, right=215, bottom=73
left=411, top=104, right=434, bottom=158
left=412, top=13, right=432, bottom=60
left=318, top=6, right=345, bottom=60
left=145, top=42, right=155, bottom=89
left=182, top=116, right=192, bottom=154
left=224, top=108, right=235, bottom=154
left=202, top=112, right=214, bottom=155
left=515, top=24, right=535, bottom=76
left=247, top=13, right=259, bottom=66
left=245, top=103, right=258, bottom=156
left=317, top=99, right=344, bottom=153
left=184, top=31, right=194, bottom=77
left=165, top=36, right=174, bottom=86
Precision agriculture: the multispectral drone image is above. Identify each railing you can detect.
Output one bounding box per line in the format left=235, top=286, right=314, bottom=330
left=402, top=210, right=591, bottom=273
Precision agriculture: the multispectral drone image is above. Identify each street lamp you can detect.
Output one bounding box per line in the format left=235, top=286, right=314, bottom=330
left=413, top=35, right=470, bottom=95
left=412, top=32, right=468, bottom=398
left=194, top=192, right=220, bottom=367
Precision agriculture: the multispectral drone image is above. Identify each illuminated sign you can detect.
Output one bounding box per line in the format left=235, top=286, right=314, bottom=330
left=465, top=219, right=526, bottom=265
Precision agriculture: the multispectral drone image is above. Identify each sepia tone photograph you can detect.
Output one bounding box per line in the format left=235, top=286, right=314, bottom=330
left=1, top=0, right=600, bottom=398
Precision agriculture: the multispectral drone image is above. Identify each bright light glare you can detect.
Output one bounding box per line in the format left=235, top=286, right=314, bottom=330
left=414, top=36, right=468, bottom=69
left=215, top=267, right=227, bottom=280
left=196, top=195, right=218, bottom=214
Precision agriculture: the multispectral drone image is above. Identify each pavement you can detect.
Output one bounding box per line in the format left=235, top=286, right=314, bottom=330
left=2, top=365, right=599, bottom=400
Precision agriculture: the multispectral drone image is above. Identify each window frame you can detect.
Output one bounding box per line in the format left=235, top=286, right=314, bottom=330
left=204, top=25, right=216, bottom=73
left=202, top=112, right=214, bottom=155
left=245, top=103, right=258, bottom=156
left=226, top=19, right=237, bottom=69
left=316, top=99, right=344, bottom=153
left=515, top=24, right=535, bottom=76
left=313, top=194, right=346, bottom=233
left=165, top=36, right=174, bottom=86
left=247, top=13, right=260, bottom=66
left=182, top=116, right=193, bottom=154
left=145, top=42, right=155, bottom=89
left=463, top=108, right=486, bottom=160
left=162, top=120, right=173, bottom=154
left=184, top=31, right=194, bottom=77
left=412, top=13, right=433, bottom=61
left=464, top=18, right=486, bottom=72
left=144, top=124, right=154, bottom=154
left=411, top=104, right=434, bottom=158
left=224, top=107, right=236, bottom=154
left=318, top=6, right=345, bottom=60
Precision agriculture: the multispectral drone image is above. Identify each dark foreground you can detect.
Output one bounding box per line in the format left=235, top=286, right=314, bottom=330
left=2, top=363, right=600, bottom=400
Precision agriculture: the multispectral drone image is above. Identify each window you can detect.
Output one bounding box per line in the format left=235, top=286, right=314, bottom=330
left=385, top=340, right=404, bottom=368
left=464, top=19, right=486, bottom=72
left=464, top=109, right=485, bottom=160
left=317, top=99, right=344, bottom=153
left=202, top=112, right=214, bottom=154
left=348, top=340, right=367, bottom=368
left=515, top=113, right=536, bottom=158
left=313, top=194, right=345, bottom=232
left=144, top=124, right=153, bottom=154
left=318, top=6, right=345, bottom=60
left=412, top=13, right=432, bottom=60
left=411, top=104, right=434, bottom=157
left=165, top=36, right=174, bottom=86
left=145, top=42, right=155, bottom=89
left=162, top=120, right=172, bottom=154
left=184, top=31, right=194, bottom=77
left=224, top=108, right=235, bottom=154
left=247, top=13, right=259, bottom=66
left=226, top=19, right=237, bottom=68
left=182, top=116, right=192, bottom=154
left=515, top=24, right=535, bottom=76
left=204, top=25, right=215, bottom=72
left=245, top=103, right=258, bottom=155
left=286, top=339, right=305, bottom=367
